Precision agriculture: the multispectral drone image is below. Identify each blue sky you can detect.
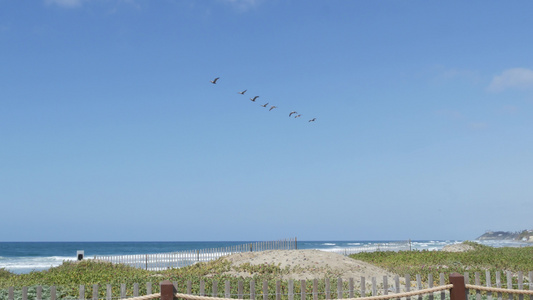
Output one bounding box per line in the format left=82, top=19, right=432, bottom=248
left=1, top=0, right=533, bottom=242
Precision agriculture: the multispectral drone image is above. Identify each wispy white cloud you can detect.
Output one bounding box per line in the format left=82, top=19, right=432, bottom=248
left=488, top=68, right=533, bottom=92
left=219, top=0, right=263, bottom=11
left=45, top=0, right=83, bottom=8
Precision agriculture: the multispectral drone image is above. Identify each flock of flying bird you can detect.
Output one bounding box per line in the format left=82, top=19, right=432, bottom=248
left=210, top=77, right=316, bottom=123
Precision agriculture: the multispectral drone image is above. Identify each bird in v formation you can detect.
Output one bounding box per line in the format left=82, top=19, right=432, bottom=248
left=211, top=77, right=316, bottom=123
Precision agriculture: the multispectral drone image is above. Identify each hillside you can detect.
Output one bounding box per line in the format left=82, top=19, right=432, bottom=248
left=477, top=230, right=533, bottom=242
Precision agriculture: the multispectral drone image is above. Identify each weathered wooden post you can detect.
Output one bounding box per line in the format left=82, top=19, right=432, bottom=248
left=161, top=280, right=175, bottom=300
left=450, top=273, right=467, bottom=300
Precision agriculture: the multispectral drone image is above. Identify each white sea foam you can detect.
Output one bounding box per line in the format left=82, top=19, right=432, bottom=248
left=322, top=243, right=335, bottom=246
left=0, top=256, right=76, bottom=273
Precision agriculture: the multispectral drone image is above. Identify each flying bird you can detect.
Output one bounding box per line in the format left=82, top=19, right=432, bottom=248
left=210, top=77, right=219, bottom=84
left=250, top=96, right=259, bottom=102
left=294, top=114, right=301, bottom=118
left=269, top=106, right=277, bottom=111
left=238, top=90, right=247, bottom=95
left=261, top=103, right=269, bottom=107
left=289, top=111, right=297, bottom=117
left=309, top=118, right=316, bottom=122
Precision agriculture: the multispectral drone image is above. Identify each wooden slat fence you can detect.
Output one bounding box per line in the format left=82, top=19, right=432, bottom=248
left=3, top=271, right=532, bottom=300
left=93, top=238, right=297, bottom=271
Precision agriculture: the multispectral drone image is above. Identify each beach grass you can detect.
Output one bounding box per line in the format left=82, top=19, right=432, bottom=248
left=349, top=241, right=533, bottom=283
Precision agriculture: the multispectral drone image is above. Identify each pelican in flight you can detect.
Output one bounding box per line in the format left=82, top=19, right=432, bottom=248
left=238, top=90, right=247, bottom=95
left=294, top=114, right=301, bottom=118
left=269, top=106, right=277, bottom=111
left=289, top=111, right=297, bottom=117
left=309, top=118, right=316, bottom=122
left=250, top=96, right=259, bottom=102
left=261, top=103, right=269, bottom=107
left=210, top=77, right=219, bottom=84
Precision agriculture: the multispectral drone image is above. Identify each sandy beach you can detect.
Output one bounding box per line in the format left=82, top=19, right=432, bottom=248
left=220, top=249, right=397, bottom=284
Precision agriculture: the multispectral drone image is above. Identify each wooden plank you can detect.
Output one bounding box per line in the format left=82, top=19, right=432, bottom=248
left=187, top=280, right=192, bottom=295
left=106, top=284, right=112, bottom=300
left=263, top=280, right=268, bottom=300
left=313, top=279, right=318, bottom=300
left=440, top=273, right=445, bottom=300
left=486, top=270, right=492, bottom=300
left=288, top=280, right=294, bottom=300
left=200, top=280, right=205, bottom=296
left=134, top=283, right=139, bottom=297
left=428, top=273, right=434, bottom=300
left=394, top=275, right=400, bottom=298
left=276, top=280, right=281, bottom=300
left=51, top=286, right=56, bottom=300
left=120, top=283, right=126, bottom=299
left=301, top=279, right=307, bottom=300
left=417, top=274, right=422, bottom=300
left=405, top=274, right=411, bottom=300
left=250, top=280, right=255, bottom=300
left=474, top=272, right=481, bottom=300
left=225, top=280, right=231, bottom=298
left=361, top=276, right=366, bottom=297
left=36, top=286, right=42, bottom=300
left=518, top=272, right=524, bottom=300
left=529, top=271, right=533, bottom=300
left=349, top=278, right=354, bottom=298
left=384, top=276, right=389, bottom=295
left=239, top=280, right=244, bottom=299
left=337, top=277, right=343, bottom=299
left=496, top=271, right=502, bottom=300
left=326, top=278, right=331, bottom=300
left=80, top=285, right=85, bottom=300
left=22, top=286, right=28, bottom=300
left=147, top=282, right=152, bottom=295
left=464, top=272, right=470, bottom=300
left=372, top=277, right=377, bottom=296
left=93, top=284, right=99, bottom=300
left=7, top=287, right=13, bottom=300
left=507, top=271, right=513, bottom=300
left=213, top=280, right=218, bottom=297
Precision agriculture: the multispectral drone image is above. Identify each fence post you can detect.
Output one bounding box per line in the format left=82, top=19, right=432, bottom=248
left=161, top=280, right=175, bottom=300
left=450, top=273, right=467, bottom=300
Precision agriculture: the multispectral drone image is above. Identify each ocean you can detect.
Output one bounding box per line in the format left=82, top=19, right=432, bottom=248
left=0, top=239, right=528, bottom=274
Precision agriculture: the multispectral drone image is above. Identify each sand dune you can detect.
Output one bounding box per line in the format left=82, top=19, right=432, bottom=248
left=221, top=249, right=396, bottom=283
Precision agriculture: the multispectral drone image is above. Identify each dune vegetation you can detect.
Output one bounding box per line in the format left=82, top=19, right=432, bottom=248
left=1, top=242, right=532, bottom=300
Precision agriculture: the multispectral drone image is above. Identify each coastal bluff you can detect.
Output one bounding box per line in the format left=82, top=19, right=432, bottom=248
left=477, top=230, right=533, bottom=242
